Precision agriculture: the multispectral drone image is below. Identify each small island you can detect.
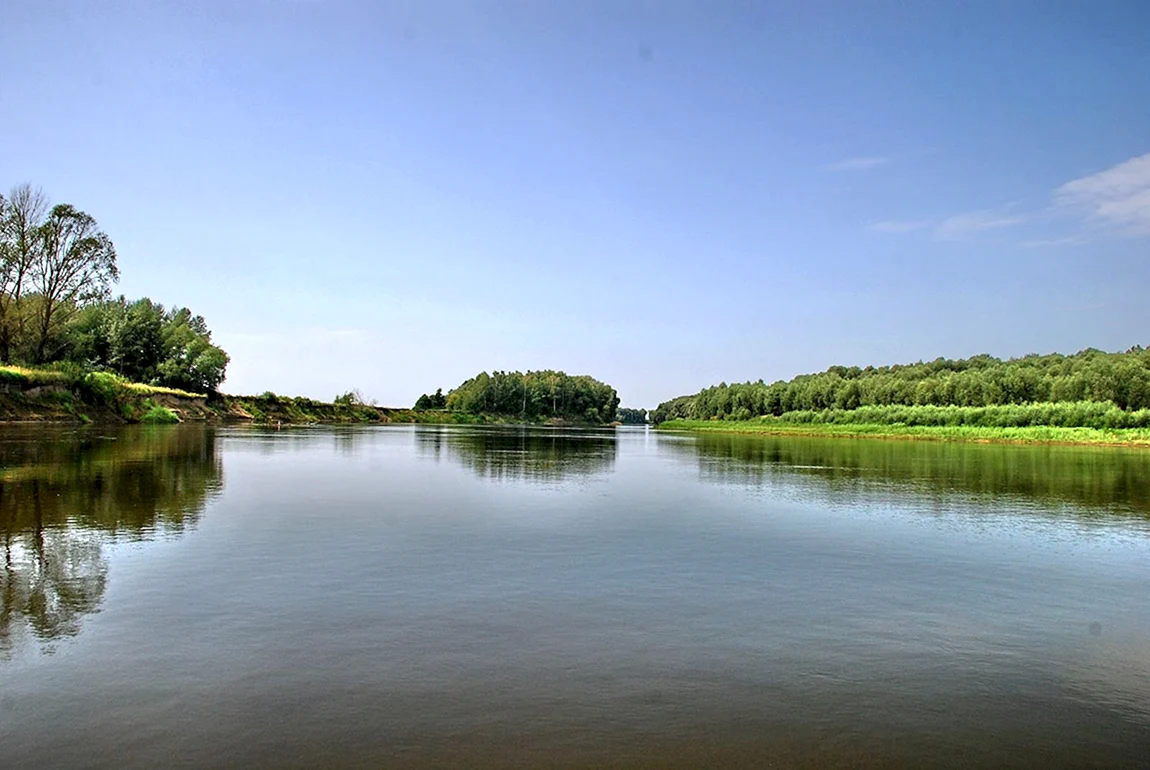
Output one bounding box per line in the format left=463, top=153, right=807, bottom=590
left=414, top=370, right=620, bottom=425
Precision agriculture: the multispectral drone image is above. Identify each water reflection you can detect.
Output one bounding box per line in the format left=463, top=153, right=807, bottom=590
left=0, top=426, right=222, bottom=653
left=416, top=425, right=617, bottom=483
left=0, top=426, right=1148, bottom=767
left=675, top=433, right=1150, bottom=519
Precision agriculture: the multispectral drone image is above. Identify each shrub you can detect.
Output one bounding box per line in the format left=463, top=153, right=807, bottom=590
left=140, top=403, right=180, bottom=424
left=334, top=390, right=365, bottom=407
left=77, top=371, right=124, bottom=407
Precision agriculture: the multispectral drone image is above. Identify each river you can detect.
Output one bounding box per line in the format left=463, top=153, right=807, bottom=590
left=1, top=424, right=1147, bottom=767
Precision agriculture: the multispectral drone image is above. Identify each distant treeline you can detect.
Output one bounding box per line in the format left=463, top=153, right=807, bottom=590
left=416, top=370, right=619, bottom=423
left=653, top=347, right=1150, bottom=424
left=616, top=407, right=648, bottom=424
left=753, top=402, right=1150, bottom=430
left=413, top=388, right=447, bottom=410
left=1, top=183, right=228, bottom=393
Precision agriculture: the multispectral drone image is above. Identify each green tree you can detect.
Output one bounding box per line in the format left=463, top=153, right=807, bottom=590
left=443, top=370, right=618, bottom=423
left=157, top=307, right=229, bottom=393
left=616, top=407, right=649, bottom=424
left=653, top=346, right=1150, bottom=423
left=30, top=203, right=119, bottom=363
left=413, top=387, right=448, bottom=410
left=109, top=298, right=166, bottom=383
left=0, top=184, right=48, bottom=362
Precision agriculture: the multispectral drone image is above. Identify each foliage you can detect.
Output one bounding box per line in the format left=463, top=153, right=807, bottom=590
left=140, top=403, right=180, bottom=424
left=616, top=407, right=648, bottom=424
left=69, top=298, right=227, bottom=393
left=76, top=371, right=123, bottom=408
left=0, top=366, right=27, bottom=387
left=0, top=182, right=229, bottom=392
left=653, top=346, right=1150, bottom=423
left=756, top=401, right=1150, bottom=429
left=120, top=381, right=204, bottom=398
left=156, top=307, right=228, bottom=393
left=443, top=370, right=619, bottom=423
left=658, top=418, right=1150, bottom=447
left=0, top=184, right=48, bottom=362
left=0, top=364, right=67, bottom=388
left=414, top=388, right=447, bottom=410
left=27, top=203, right=119, bottom=362
left=334, top=389, right=369, bottom=407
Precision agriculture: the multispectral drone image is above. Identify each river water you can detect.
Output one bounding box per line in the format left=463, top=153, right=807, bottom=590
left=1, top=424, right=1148, bottom=768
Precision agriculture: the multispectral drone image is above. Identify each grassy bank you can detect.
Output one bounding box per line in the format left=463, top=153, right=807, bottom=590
left=0, top=366, right=420, bottom=424
left=221, top=392, right=462, bottom=425
left=0, top=365, right=617, bottom=426
left=657, top=418, right=1150, bottom=446
left=0, top=365, right=209, bottom=424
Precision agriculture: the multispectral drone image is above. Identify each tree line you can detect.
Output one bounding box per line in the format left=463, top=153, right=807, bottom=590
left=413, top=388, right=447, bottom=410
left=616, top=407, right=648, bottom=424
left=0, top=184, right=228, bottom=393
left=653, top=347, right=1150, bottom=424
left=416, top=370, right=620, bottom=423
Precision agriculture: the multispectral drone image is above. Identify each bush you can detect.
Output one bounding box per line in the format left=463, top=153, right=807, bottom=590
left=77, top=371, right=124, bottom=407
left=140, top=403, right=180, bottom=424
left=334, top=390, right=365, bottom=407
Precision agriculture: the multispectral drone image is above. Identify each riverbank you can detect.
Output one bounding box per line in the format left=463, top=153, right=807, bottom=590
left=0, top=365, right=411, bottom=424
left=656, top=418, right=1150, bottom=447
left=0, top=366, right=613, bottom=426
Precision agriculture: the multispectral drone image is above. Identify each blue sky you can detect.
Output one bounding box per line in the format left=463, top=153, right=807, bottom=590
left=3, top=1, right=1148, bottom=407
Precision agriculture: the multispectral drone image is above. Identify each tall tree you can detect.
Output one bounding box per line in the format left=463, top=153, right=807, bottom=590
left=30, top=204, right=119, bottom=362
left=157, top=306, right=229, bottom=393
left=0, top=184, right=49, bottom=362
left=109, top=298, right=166, bottom=383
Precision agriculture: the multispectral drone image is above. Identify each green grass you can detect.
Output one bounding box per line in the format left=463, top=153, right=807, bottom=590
left=140, top=403, right=181, bottom=424
left=760, top=401, right=1150, bottom=429
left=121, top=381, right=205, bottom=398
left=0, top=365, right=67, bottom=387
left=77, top=371, right=124, bottom=408
left=1, top=364, right=203, bottom=395
left=658, top=418, right=1150, bottom=446
left=0, top=364, right=206, bottom=423
left=0, top=364, right=204, bottom=397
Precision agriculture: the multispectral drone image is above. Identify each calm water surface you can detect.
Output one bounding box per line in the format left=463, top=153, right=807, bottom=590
left=1, top=424, right=1148, bottom=768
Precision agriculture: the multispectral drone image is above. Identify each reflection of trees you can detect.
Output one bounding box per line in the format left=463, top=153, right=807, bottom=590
left=417, top=426, right=617, bottom=483
left=1, top=426, right=222, bottom=653
left=677, top=434, right=1150, bottom=518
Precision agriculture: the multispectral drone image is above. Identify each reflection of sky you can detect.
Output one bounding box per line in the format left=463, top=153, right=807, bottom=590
left=659, top=431, right=1150, bottom=728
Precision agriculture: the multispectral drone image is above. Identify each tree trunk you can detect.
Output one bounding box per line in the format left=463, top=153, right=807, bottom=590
left=34, top=303, right=53, bottom=364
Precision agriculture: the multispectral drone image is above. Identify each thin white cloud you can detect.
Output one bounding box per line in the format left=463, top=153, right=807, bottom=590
left=824, top=156, right=889, bottom=171
left=934, top=209, right=1024, bottom=241
left=863, top=150, right=1150, bottom=243
left=1055, top=152, right=1150, bottom=234
left=868, top=220, right=931, bottom=233
left=1020, top=236, right=1090, bottom=248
